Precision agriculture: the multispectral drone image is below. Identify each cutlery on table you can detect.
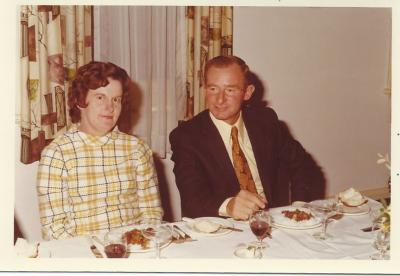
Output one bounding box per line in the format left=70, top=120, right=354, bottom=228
left=173, top=225, right=197, bottom=241
left=171, top=227, right=194, bottom=243
left=86, top=236, right=103, bottom=258
left=168, top=225, right=184, bottom=243
left=92, top=236, right=105, bottom=247
left=182, top=217, right=243, bottom=232
left=361, top=226, right=380, bottom=232
left=217, top=225, right=243, bottom=232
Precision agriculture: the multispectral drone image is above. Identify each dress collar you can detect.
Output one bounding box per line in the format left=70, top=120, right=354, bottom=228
left=69, top=124, right=119, bottom=146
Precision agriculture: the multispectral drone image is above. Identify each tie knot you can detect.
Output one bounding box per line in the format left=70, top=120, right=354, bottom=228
left=231, top=126, right=239, bottom=140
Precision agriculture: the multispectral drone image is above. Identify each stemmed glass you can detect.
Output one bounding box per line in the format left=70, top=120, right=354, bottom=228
left=310, top=199, right=338, bottom=240
left=370, top=227, right=390, bottom=260
left=103, top=229, right=128, bottom=258
left=142, top=221, right=172, bottom=259
left=369, top=208, right=381, bottom=226
left=249, top=210, right=271, bottom=258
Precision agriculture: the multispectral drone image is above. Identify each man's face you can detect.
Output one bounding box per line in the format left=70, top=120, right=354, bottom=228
left=205, top=64, right=254, bottom=125
left=79, top=78, right=123, bottom=136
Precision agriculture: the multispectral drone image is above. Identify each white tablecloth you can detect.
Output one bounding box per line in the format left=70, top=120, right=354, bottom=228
left=37, top=199, right=383, bottom=259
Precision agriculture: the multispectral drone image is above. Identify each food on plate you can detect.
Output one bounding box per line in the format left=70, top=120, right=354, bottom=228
left=193, top=219, right=220, bottom=233
left=281, top=209, right=314, bottom=221
left=338, top=188, right=366, bottom=207
left=272, top=207, right=320, bottom=228
left=123, top=228, right=150, bottom=249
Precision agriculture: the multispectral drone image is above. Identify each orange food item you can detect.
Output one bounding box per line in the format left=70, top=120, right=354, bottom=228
left=281, top=209, right=314, bottom=222
left=124, top=229, right=150, bottom=249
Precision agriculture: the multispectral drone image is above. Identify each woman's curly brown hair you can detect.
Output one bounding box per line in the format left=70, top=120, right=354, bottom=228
left=68, top=61, right=131, bottom=123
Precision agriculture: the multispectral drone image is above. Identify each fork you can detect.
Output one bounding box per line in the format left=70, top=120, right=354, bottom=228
left=173, top=225, right=197, bottom=241
left=171, top=230, right=186, bottom=244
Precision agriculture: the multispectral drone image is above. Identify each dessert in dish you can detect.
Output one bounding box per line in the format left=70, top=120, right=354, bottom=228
left=338, top=188, right=367, bottom=207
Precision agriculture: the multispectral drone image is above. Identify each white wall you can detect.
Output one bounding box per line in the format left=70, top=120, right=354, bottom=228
left=234, top=7, right=391, bottom=196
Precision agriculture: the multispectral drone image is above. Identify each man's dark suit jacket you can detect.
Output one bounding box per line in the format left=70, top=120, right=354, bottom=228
left=169, top=106, right=325, bottom=218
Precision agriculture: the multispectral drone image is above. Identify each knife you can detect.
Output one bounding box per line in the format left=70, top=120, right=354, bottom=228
left=86, top=236, right=104, bottom=258
left=219, top=225, right=243, bottom=232
left=172, top=225, right=197, bottom=242
left=361, top=226, right=380, bottom=232
left=90, top=244, right=103, bottom=258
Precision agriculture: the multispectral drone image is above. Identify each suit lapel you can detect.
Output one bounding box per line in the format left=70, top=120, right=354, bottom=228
left=199, top=112, right=240, bottom=190
left=243, top=110, right=272, bottom=203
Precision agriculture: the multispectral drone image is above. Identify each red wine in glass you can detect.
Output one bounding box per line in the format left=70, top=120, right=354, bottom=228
left=250, top=220, right=269, bottom=240
left=249, top=210, right=271, bottom=256
left=104, top=243, right=127, bottom=258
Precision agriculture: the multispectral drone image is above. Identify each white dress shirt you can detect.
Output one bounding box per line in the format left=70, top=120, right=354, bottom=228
left=209, top=111, right=265, bottom=216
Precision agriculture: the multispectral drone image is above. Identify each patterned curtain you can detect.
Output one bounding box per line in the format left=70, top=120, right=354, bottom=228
left=19, top=5, right=93, bottom=164
left=185, top=6, right=233, bottom=119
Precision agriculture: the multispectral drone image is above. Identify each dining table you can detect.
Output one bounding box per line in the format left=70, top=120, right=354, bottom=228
left=36, top=198, right=386, bottom=260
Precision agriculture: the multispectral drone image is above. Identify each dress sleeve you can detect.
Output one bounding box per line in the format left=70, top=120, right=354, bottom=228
left=134, top=141, right=164, bottom=223
left=36, top=146, right=74, bottom=240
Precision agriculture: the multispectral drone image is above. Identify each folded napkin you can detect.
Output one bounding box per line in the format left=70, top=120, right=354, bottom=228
left=14, top=238, right=39, bottom=258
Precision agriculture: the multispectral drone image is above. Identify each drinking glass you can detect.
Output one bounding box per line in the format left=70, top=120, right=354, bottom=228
left=249, top=210, right=271, bottom=258
left=369, top=208, right=381, bottom=225
left=311, top=199, right=338, bottom=240
left=142, top=222, right=172, bottom=259
left=370, top=227, right=390, bottom=260
left=103, top=229, right=128, bottom=258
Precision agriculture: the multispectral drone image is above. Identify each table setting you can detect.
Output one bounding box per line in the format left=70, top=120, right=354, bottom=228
left=20, top=187, right=390, bottom=260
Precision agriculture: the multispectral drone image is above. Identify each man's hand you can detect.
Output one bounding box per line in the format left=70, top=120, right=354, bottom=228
left=226, top=190, right=267, bottom=220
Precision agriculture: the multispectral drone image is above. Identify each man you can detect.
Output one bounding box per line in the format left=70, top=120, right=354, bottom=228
left=170, top=55, right=324, bottom=220
left=37, top=61, right=163, bottom=240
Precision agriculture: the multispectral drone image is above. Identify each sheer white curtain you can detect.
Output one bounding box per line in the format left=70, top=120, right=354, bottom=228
left=93, top=6, right=186, bottom=158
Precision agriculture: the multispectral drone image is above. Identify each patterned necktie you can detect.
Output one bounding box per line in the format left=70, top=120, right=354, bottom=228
left=231, top=126, right=258, bottom=194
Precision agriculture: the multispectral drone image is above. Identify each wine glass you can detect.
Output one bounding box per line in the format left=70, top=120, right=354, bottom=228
left=142, top=222, right=172, bottom=259
left=249, top=210, right=271, bottom=258
left=310, top=199, right=338, bottom=240
left=370, top=227, right=390, bottom=260
left=369, top=208, right=381, bottom=225
left=103, top=229, right=128, bottom=258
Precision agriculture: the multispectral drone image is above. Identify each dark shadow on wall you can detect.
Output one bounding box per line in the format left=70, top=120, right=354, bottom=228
left=245, top=71, right=327, bottom=202
left=153, top=154, right=174, bottom=222
left=244, top=71, right=270, bottom=108
left=117, top=80, right=143, bottom=134
left=14, top=215, right=24, bottom=244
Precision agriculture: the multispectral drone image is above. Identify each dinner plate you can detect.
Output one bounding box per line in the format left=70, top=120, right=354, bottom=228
left=127, top=239, right=171, bottom=253
left=270, top=206, right=322, bottom=230
left=227, top=218, right=249, bottom=225
left=107, top=225, right=172, bottom=253
left=337, top=203, right=370, bottom=216
left=185, top=217, right=234, bottom=236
